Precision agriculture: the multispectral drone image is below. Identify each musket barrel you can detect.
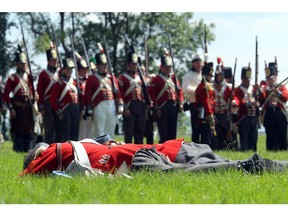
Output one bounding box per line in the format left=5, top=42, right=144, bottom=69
left=124, top=34, right=151, bottom=106
left=52, top=24, right=63, bottom=69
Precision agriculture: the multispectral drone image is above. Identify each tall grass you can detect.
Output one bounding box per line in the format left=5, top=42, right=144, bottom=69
left=1, top=134, right=288, bottom=204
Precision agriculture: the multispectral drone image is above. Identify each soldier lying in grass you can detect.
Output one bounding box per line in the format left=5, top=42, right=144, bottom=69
left=19, top=134, right=288, bottom=177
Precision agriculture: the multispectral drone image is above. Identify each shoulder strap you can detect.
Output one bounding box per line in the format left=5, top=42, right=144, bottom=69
left=69, top=141, right=92, bottom=168
left=56, top=143, right=63, bottom=170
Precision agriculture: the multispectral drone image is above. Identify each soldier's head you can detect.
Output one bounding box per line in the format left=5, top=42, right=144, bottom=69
left=223, top=67, right=233, bottom=83
left=62, top=58, right=74, bottom=78
left=95, top=43, right=108, bottom=75
left=15, top=45, right=27, bottom=73
left=214, top=69, right=224, bottom=85
left=241, top=65, right=252, bottom=87
left=74, top=52, right=88, bottom=79
left=160, top=48, right=172, bottom=75
left=191, top=53, right=203, bottom=73
left=127, top=51, right=138, bottom=73
left=23, top=142, right=49, bottom=170
left=202, top=62, right=213, bottom=82
left=265, top=62, right=278, bottom=86
left=46, top=41, right=58, bottom=70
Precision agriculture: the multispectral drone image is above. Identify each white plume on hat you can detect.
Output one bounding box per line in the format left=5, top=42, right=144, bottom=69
left=162, top=47, right=169, bottom=56
left=97, top=43, right=104, bottom=53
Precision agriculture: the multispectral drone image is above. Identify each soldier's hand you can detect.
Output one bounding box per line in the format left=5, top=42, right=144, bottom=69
left=123, top=109, right=131, bottom=118
left=207, top=114, right=215, bottom=135
left=10, top=108, right=16, bottom=119
left=118, top=104, right=124, bottom=115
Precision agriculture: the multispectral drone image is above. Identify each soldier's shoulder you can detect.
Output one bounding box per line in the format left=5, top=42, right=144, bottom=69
left=7, top=73, right=17, bottom=81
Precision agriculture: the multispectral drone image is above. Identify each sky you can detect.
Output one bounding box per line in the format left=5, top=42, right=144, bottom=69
left=193, top=12, right=288, bottom=85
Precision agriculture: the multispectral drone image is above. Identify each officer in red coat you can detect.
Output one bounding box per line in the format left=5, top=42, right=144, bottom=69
left=49, top=58, right=80, bottom=142
left=117, top=51, right=146, bottom=144
left=234, top=65, right=265, bottom=151
left=36, top=42, right=59, bottom=144
left=150, top=48, right=184, bottom=143
left=4, top=45, right=35, bottom=152
left=195, top=63, right=215, bottom=146
left=262, top=62, right=288, bottom=150
left=85, top=43, right=123, bottom=139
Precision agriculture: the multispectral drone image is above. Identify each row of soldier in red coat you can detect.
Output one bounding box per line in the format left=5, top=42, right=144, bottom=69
left=182, top=53, right=288, bottom=151
left=2, top=42, right=185, bottom=152
left=3, top=41, right=288, bottom=153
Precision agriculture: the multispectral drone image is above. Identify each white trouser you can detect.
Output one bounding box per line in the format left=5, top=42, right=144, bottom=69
left=79, top=115, right=96, bottom=140
left=93, top=100, right=117, bottom=138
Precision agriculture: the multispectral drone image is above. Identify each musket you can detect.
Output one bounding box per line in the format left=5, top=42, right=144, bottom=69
left=261, top=76, right=288, bottom=110
left=80, top=28, right=92, bottom=76
left=204, top=24, right=208, bottom=54
left=20, top=21, right=36, bottom=102
left=255, top=36, right=261, bottom=128
left=255, top=36, right=259, bottom=101
left=124, top=34, right=152, bottom=107
left=168, top=34, right=180, bottom=110
left=70, top=35, right=81, bottom=100
left=226, top=57, right=237, bottom=142
left=51, top=24, right=63, bottom=69
left=202, top=25, right=215, bottom=135
left=144, top=34, right=149, bottom=76
left=102, top=36, right=119, bottom=114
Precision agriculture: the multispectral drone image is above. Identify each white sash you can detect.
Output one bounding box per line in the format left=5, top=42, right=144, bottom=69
left=123, top=73, right=141, bottom=97
left=156, top=74, right=175, bottom=100
left=59, top=77, right=78, bottom=102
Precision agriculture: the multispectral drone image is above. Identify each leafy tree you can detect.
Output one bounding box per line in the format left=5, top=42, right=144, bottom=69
left=0, top=13, right=15, bottom=80
left=15, top=12, right=215, bottom=79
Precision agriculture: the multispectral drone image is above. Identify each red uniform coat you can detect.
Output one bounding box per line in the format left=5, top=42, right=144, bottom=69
left=150, top=73, right=184, bottom=108
left=213, top=82, right=238, bottom=114
left=49, top=76, right=78, bottom=113
left=262, top=84, right=288, bottom=115
left=19, top=139, right=183, bottom=175
left=85, top=73, right=122, bottom=108
left=117, top=72, right=144, bottom=106
left=234, top=84, right=266, bottom=123
left=4, top=73, right=34, bottom=109
left=37, top=68, right=58, bottom=111
left=195, top=81, right=215, bottom=116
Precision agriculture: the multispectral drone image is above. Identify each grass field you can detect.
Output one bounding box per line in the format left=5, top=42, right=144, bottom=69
left=1, top=133, right=288, bottom=208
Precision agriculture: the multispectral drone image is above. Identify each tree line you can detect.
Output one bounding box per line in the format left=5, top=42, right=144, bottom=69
left=0, top=12, right=215, bottom=81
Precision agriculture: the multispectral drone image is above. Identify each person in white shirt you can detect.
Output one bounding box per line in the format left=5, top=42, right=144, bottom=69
left=182, top=54, right=203, bottom=143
